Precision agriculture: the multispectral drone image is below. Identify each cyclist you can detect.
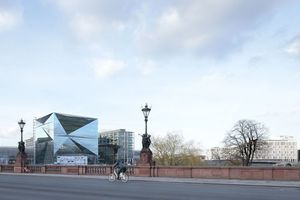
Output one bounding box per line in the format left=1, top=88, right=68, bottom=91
left=113, top=160, right=127, bottom=180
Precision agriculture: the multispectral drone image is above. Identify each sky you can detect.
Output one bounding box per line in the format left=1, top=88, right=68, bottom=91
left=0, top=0, right=300, bottom=150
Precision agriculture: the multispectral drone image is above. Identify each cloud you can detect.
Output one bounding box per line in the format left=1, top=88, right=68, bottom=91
left=135, top=0, right=284, bottom=58
left=249, top=56, right=264, bottom=64
left=51, top=0, right=288, bottom=59
left=91, top=58, right=125, bottom=79
left=256, top=107, right=300, bottom=118
left=0, top=0, right=22, bottom=31
left=69, top=14, right=103, bottom=40
left=136, top=59, right=158, bottom=75
left=296, top=72, right=300, bottom=80
left=248, top=55, right=266, bottom=69
left=285, top=35, right=300, bottom=56
left=52, top=0, right=137, bottom=40
left=0, top=126, right=18, bottom=138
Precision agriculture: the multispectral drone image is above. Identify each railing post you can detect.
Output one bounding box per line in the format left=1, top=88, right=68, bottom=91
left=41, top=166, right=46, bottom=174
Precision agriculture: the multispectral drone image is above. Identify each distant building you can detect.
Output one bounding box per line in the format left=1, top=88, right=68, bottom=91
left=206, top=136, right=298, bottom=165
left=206, top=147, right=223, bottom=160
left=0, top=147, right=18, bottom=164
left=33, top=113, right=98, bottom=164
left=100, top=129, right=134, bottom=164
left=255, top=136, right=298, bottom=163
left=98, top=135, right=119, bottom=164
left=25, top=137, right=34, bottom=148
left=25, top=137, right=34, bottom=164
left=205, top=147, right=228, bottom=166
left=0, top=137, right=34, bottom=165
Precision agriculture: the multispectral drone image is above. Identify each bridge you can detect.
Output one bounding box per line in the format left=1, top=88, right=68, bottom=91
left=1, top=164, right=300, bottom=181
left=0, top=173, right=300, bottom=200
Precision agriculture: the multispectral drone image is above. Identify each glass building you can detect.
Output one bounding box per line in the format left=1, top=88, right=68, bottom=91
left=98, top=136, right=119, bottom=164
left=100, top=129, right=134, bottom=164
left=33, top=113, right=98, bottom=164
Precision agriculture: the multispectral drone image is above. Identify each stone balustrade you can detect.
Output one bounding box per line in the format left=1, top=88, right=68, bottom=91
left=1, top=164, right=300, bottom=181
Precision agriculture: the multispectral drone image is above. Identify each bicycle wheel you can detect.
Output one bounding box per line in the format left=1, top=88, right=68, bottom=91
left=120, top=173, right=129, bottom=183
left=108, top=173, right=116, bottom=182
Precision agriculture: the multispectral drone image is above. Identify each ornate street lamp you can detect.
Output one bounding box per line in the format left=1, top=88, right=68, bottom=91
left=15, top=118, right=27, bottom=173
left=141, top=104, right=152, bottom=150
left=139, top=104, right=153, bottom=166
left=18, top=119, right=26, bottom=153
left=142, top=104, right=151, bottom=136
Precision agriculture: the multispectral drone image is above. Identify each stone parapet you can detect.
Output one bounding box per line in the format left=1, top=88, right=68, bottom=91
left=1, top=164, right=300, bottom=181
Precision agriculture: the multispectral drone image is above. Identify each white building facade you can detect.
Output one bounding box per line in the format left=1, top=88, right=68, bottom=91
left=206, top=136, right=298, bottom=164
left=254, top=136, right=298, bottom=163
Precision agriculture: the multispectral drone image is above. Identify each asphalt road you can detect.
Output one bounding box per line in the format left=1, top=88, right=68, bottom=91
left=0, top=174, right=300, bottom=200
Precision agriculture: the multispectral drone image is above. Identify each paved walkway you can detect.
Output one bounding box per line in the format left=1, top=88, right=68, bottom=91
left=1, top=172, right=300, bottom=187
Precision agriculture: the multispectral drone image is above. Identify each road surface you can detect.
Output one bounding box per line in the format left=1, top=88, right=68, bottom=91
left=0, top=174, right=299, bottom=200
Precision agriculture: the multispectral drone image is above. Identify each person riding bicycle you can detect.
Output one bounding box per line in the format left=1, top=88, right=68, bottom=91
left=113, top=160, right=127, bottom=180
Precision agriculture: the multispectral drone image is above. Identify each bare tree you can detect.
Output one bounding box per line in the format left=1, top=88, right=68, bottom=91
left=223, top=119, right=268, bottom=166
left=210, top=147, right=223, bottom=160
left=152, top=132, right=202, bottom=166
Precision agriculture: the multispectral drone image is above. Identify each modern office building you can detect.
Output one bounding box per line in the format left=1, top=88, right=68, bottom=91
left=100, top=129, right=134, bottom=164
left=98, top=136, right=119, bottom=164
left=206, top=136, right=298, bottom=165
left=254, top=136, right=298, bottom=163
left=33, top=113, right=98, bottom=164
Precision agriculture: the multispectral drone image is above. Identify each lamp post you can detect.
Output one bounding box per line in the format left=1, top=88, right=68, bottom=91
left=142, top=104, right=151, bottom=136
left=15, top=118, right=27, bottom=173
left=139, top=104, right=153, bottom=167
left=18, top=119, right=26, bottom=153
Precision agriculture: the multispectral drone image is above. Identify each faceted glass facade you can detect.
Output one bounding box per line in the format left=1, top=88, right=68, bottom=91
left=34, top=113, right=98, bottom=164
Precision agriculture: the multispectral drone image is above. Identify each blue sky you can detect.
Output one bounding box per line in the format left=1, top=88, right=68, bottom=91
left=0, top=0, right=300, bottom=150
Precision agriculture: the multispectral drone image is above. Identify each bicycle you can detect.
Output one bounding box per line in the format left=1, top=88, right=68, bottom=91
left=108, top=169, right=129, bottom=183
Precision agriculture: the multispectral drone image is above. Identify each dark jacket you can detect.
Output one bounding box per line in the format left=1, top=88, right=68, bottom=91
left=113, top=160, right=123, bottom=169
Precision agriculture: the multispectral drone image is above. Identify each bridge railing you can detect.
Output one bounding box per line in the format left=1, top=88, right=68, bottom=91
left=127, top=166, right=135, bottom=176
left=1, top=164, right=300, bottom=181
left=85, top=165, right=110, bottom=175
left=45, top=165, right=62, bottom=174
left=0, top=165, right=14, bottom=173
left=28, top=165, right=43, bottom=173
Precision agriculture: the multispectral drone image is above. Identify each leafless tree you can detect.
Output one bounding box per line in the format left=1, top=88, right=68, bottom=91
left=210, top=147, right=223, bottom=160
left=152, top=132, right=203, bottom=166
left=223, top=119, right=268, bottom=166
